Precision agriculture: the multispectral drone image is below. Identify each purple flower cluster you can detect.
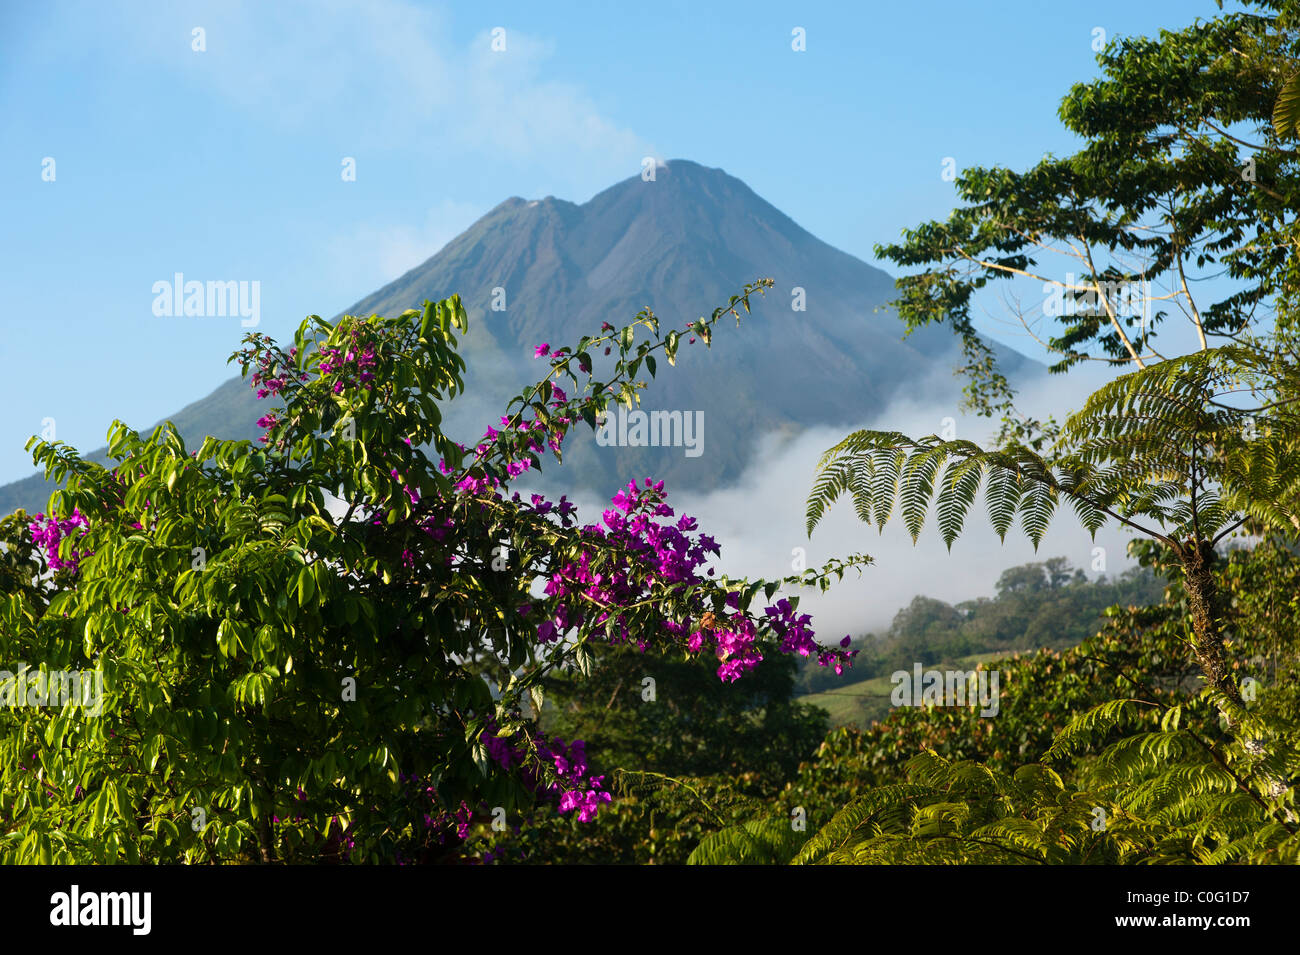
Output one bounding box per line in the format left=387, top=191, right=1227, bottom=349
left=238, top=340, right=309, bottom=444
left=762, top=598, right=856, bottom=675
left=540, top=479, right=719, bottom=647
left=28, top=509, right=90, bottom=573
left=389, top=468, right=420, bottom=506
left=386, top=721, right=612, bottom=849
left=240, top=325, right=385, bottom=446
left=249, top=346, right=293, bottom=400
left=529, top=478, right=854, bottom=682
left=317, top=338, right=378, bottom=394
left=482, top=722, right=611, bottom=822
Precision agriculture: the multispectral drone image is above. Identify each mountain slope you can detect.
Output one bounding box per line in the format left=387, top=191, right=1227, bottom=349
left=0, top=160, right=1036, bottom=515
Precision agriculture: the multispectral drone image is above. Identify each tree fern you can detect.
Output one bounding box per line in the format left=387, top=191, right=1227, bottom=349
left=686, top=816, right=807, bottom=865
left=807, top=346, right=1300, bottom=713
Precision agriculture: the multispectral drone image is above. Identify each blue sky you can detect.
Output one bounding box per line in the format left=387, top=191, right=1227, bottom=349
left=0, top=0, right=1225, bottom=483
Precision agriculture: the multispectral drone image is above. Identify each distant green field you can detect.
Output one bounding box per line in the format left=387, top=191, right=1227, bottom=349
left=798, top=651, right=1011, bottom=729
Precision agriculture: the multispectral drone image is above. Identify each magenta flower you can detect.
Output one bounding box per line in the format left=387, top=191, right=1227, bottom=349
left=28, top=509, right=91, bottom=574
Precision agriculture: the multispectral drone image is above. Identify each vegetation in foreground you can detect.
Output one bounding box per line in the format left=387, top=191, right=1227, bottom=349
left=2, top=0, right=1300, bottom=865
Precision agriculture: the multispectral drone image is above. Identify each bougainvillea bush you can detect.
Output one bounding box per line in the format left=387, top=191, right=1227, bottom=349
left=0, top=280, right=864, bottom=863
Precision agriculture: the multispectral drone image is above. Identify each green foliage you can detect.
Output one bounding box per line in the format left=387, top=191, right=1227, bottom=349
left=807, top=346, right=1300, bottom=548
left=695, top=540, right=1300, bottom=864
left=479, top=770, right=766, bottom=865
left=687, top=815, right=808, bottom=865
left=0, top=282, right=807, bottom=864
left=795, top=559, right=1166, bottom=709
left=1274, top=69, right=1300, bottom=138
left=470, top=639, right=830, bottom=864
left=876, top=0, right=1300, bottom=414
left=544, top=640, right=829, bottom=785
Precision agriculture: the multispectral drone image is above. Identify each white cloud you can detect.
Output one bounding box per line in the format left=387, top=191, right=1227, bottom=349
left=114, top=0, right=652, bottom=177
left=456, top=28, right=647, bottom=166
left=106, top=0, right=657, bottom=289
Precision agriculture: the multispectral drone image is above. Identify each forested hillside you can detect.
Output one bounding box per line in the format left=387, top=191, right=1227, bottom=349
left=796, top=558, right=1168, bottom=703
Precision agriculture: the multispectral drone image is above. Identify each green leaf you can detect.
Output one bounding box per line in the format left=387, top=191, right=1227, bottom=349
left=297, top=566, right=316, bottom=606
left=216, top=619, right=239, bottom=658
left=1275, top=71, right=1300, bottom=139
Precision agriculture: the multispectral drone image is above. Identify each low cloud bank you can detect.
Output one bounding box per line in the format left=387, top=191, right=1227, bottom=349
left=664, top=362, right=1139, bottom=640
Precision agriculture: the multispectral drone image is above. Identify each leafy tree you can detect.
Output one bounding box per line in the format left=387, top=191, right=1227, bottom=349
left=0, top=279, right=863, bottom=863
left=805, top=344, right=1300, bottom=715
left=876, top=0, right=1300, bottom=421
left=807, top=0, right=1300, bottom=709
